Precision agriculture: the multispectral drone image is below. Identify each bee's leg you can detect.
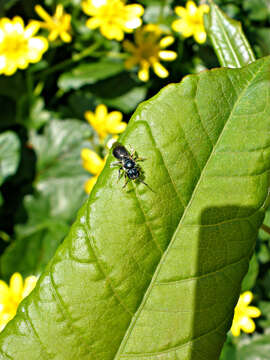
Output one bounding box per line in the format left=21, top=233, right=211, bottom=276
left=118, top=168, right=124, bottom=182
left=134, top=157, right=146, bottom=162
left=129, top=144, right=135, bottom=157
left=122, top=173, right=130, bottom=189
left=110, top=161, right=122, bottom=168
left=138, top=179, right=155, bottom=192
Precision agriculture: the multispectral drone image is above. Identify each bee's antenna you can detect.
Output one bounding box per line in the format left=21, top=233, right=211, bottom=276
left=139, top=180, right=155, bottom=193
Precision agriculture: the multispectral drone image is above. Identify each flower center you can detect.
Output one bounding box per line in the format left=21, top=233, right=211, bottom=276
left=188, top=13, right=202, bottom=26
left=0, top=34, right=28, bottom=56
left=97, top=1, right=126, bottom=24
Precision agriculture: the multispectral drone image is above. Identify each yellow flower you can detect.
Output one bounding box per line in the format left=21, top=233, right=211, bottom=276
left=81, top=149, right=106, bottom=193
left=231, top=291, right=261, bottom=337
left=85, top=104, right=126, bottom=142
left=123, top=24, right=177, bottom=82
left=35, top=4, right=72, bottom=43
left=172, top=1, right=209, bottom=44
left=0, top=17, right=48, bottom=76
left=0, top=273, right=37, bottom=331
left=82, top=0, right=144, bottom=41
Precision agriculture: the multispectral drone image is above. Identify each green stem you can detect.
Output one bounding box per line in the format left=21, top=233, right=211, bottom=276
left=36, top=41, right=102, bottom=78
left=261, top=224, right=270, bottom=236
left=26, top=69, right=33, bottom=98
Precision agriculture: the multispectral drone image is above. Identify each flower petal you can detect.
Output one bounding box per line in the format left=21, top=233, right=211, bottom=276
left=86, top=17, right=101, bottom=30
left=22, top=276, right=37, bottom=299
left=240, top=316, right=256, bottom=333
left=172, top=19, right=193, bottom=37
left=0, top=55, right=6, bottom=71
left=230, top=319, right=241, bottom=337
left=3, top=63, right=17, bottom=76
left=194, top=29, right=207, bottom=44
left=158, top=50, right=177, bottom=61
left=125, top=4, right=144, bottom=17
left=138, top=60, right=150, bottom=82
left=81, top=149, right=104, bottom=175
left=48, top=29, right=59, bottom=41
left=159, top=35, right=174, bottom=49
left=106, top=111, right=123, bottom=127
left=123, top=40, right=136, bottom=53
left=124, top=56, right=139, bottom=70
left=100, top=23, right=124, bottom=41
left=124, top=17, right=142, bottom=30
left=199, top=4, right=210, bottom=16
left=60, top=31, right=72, bottom=43
left=175, top=6, right=187, bottom=18
left=84, top=177, right=97, bottom=194
left=241, top=291, right=253, bottom=305
left=35, top=5, right=52, bottom=23
left=28, top=37, right=48, bottom=62
left=96, top=104, right=108, bottom=121
left=84, top=110, right=95, bottom=125
left=246, top=306, right=261, bottom=318
left=10, top=273, right=23, bottom=301
left=17, top=56, right=29, bottom=69
left=0, top=281, right=9, bottom=303
left=25, top=21, right=41, bottom=39
left=12, top=16, right=24, bottom=34
left=152, top=61, right=169, bottom=78
left=55, top=4, right=64, bottom=19
left=187, top=1, right=198, bottom=16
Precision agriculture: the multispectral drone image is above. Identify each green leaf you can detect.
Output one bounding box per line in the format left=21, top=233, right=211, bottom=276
left=101, top=87, right=147, bottom=113
left=219, top=337, right=236, bottom=360
left=58, top=61, right=125, bottom=92
left=258, top=301, right=270, bottom=329
left=0, top=120, right=91, bottom=279
left=1, top=57, right=270, bottom=359
left=0, top=194, right=69, bottom=279
left=0, top=131, right=20, bottom=187
left=243, top=0, right=270, bottom=21
left=205, top=1, right=255, bottom=68
left=255, top=28, right=270, bottom=57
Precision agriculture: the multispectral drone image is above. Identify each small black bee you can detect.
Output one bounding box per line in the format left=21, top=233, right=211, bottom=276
left=110, top=142, right=153, bottom=190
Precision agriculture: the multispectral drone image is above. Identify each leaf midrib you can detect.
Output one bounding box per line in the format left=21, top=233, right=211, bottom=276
left=114, top=60, right=265, bottom=359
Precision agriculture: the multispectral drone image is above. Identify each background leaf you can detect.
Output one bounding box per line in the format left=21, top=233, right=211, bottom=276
left=205, top=1, right=256, bottom=67
left=30, top=119, right=91, bottom=222
left=0, top=131, right=20, bottom=187
left=0, top=120, right=91, bottom=279
left=243, top=0, right=270, bottom=21
left=58, top=60, right=125, bottom=92
left=0, top=57, right=270, bottom=360
left=0, top=194, right=69, bottom=279
left=236, top=334, right=270, bottom=359
left=0, top=131, right=20, bottom=205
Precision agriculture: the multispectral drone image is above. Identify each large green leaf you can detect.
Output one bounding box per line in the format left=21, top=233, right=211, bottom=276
left=206, top=1, right=255, bottom=67
left=0, top=57, right=270, bottom=359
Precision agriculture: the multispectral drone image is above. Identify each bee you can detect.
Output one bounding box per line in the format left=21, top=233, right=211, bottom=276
left=110, top=142, right=153, bottom=191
